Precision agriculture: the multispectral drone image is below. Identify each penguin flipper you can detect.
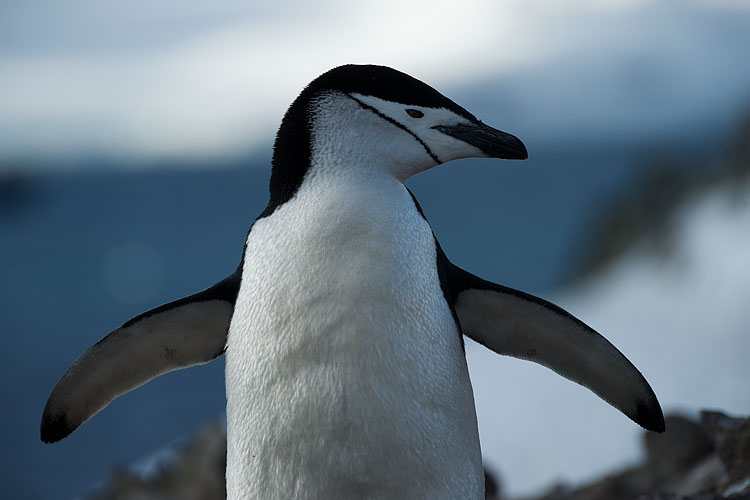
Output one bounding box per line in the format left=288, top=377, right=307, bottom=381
left=446, top=262, right=665, bottom=433
left=40, top=271, right=240, bottom=443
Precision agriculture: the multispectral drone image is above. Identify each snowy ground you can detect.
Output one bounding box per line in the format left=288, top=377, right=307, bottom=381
left=468, top=182, right=750, bottom=496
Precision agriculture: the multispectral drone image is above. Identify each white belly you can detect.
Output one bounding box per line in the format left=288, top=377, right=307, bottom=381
left=225, top=172, right=483, bottom=499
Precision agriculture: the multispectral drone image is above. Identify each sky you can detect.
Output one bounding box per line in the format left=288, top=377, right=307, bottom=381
left=1, top=0, right=750, bottom=165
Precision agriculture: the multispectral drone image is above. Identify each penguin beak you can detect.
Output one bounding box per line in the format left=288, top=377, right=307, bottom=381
left=433, top=122, right=528, bottom=160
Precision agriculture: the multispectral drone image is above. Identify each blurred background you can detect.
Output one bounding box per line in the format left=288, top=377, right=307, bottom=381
left=1, top=0, right=749, bottom=499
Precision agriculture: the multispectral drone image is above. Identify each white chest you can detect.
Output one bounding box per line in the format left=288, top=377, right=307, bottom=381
left=225, top=171, right=483, bottom=499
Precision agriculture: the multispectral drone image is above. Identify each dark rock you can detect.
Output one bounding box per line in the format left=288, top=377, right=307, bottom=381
left=571, top=475, right=641, bottom=500
left=529, top=484, right=571, bottom=500
left=700, top=410, right=750, bottom=486
left=676, top=455, right=726, bottom=497
left=723, top=478, right=750, bottom=499
left=485, top=467, right=502, bottom=500
left=513, top=412, right=749, bottom=500
left=644, top=415, right=714, bottom=483
left=88, top=410, right=750, bottom=500
left=88, top=421, right=226, bottom=500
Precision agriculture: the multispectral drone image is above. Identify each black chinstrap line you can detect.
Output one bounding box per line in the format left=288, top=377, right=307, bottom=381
left=346, top=94, right=442, bottom=164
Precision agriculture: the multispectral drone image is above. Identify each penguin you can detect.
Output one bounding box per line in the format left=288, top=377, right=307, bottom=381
left=41, top=64, right=664, bottom=499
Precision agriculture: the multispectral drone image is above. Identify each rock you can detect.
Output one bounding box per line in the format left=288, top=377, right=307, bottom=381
left=528, top=484, right=571, bottom=500
left=570, top=475, right=641, bottom=500
left=485, top=467, right=502, bottom=500
left=724, top=477, right=750, bottom=499
left=700, top=410, right=750, bottom=486
left=89, top=421, right=226, bottom=500
left=513, top=412, right=749, bottom=500
left=676, top=455, right=726, bottom=497
left=643, top=415, right=714, bottom=487
left=88, top=410, right=750, bottom=500
left=645, top=416, right=714, bottom=469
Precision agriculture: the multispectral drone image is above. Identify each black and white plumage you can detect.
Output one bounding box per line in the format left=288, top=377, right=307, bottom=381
left=41, top=64, right=664, bottom=499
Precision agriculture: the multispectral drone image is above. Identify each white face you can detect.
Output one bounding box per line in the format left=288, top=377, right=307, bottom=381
left=351, top=92, right=489, bottom=166
left=308, top=91, right=491, bottom=182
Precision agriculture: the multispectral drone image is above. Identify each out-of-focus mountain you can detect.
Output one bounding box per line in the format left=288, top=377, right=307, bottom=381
left=571, top=110, right=750, bottom=282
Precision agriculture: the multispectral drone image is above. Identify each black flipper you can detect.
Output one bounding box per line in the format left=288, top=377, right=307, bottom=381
left=403, top=188, right=664, bottom=432
left=40, top=271, right=240, bottom=443
left=440, top=249, right=665, bottom=433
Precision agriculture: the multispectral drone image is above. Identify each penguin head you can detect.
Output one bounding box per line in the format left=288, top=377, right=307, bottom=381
left=267, top=65, right=526, bottom=210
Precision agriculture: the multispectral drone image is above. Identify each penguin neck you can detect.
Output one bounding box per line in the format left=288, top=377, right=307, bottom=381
left=265, top=136, right=405, bottom=221
left=262, top=94, right=313, bottom=219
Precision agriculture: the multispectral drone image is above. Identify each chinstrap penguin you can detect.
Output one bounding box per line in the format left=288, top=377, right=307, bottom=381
left=41, top=64, right=665, bottom=499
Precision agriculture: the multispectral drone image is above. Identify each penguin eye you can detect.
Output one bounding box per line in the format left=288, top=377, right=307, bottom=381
left=405, top=109, right=424, bottom=119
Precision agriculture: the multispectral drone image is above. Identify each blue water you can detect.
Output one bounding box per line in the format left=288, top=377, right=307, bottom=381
left=1, top=147, right=645, bottom=499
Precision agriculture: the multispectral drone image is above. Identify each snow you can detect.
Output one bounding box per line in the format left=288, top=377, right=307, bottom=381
left=468, top=182, right=750, bottom=496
